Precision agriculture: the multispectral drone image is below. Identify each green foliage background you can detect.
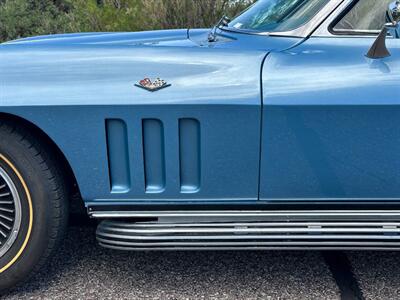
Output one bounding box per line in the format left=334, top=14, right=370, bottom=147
left=0, top=0, right=255, bottom=43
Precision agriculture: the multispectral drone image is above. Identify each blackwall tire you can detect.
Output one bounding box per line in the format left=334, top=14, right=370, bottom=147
left=0, top=120, right=68, bottom=292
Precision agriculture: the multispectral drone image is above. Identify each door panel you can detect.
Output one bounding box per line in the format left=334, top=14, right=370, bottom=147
left=260, top=37, right=400, bottom=201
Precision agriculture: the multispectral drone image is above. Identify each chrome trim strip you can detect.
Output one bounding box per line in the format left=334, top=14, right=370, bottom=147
left=91, top=210, right=400, bottom=219
left=334, top=29, right=381, bottom=35
left=98, top=240, right=400, bottom=246
left=100, top=228, right=400, bottom=234
left=93, top=197, right=258, bottom=202
left=91, top=197, right=400, bottom=203
left=115, top=222, right=400, bottom=227
left=98, top=234, right=400, bottom=241
left=98, top=239, right=400, bottom=246
left=98, top=245, right=400, bottom=251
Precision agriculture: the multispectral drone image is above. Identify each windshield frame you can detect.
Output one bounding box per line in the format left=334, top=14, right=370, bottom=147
left=220, top=0, right=345, bottom=38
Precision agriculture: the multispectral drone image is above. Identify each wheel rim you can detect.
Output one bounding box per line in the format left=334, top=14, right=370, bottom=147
left=0, top=166, right=22, bottom=259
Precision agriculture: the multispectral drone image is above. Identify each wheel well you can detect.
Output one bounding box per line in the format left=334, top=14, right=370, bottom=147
left=0, top=112, right=84, bottom=213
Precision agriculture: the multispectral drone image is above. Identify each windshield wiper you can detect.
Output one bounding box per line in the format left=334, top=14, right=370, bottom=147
left=208, top=15, right=231, bottom=42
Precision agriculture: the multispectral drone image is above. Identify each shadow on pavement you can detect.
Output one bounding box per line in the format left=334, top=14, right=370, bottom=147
left=2, top=224, right=339, bottom=300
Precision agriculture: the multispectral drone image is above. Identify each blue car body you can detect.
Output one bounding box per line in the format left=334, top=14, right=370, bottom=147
left=1, top=0, right=400, bottom=209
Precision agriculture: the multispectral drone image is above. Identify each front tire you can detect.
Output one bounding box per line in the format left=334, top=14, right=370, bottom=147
left=0, top=120, right=68, bottom=292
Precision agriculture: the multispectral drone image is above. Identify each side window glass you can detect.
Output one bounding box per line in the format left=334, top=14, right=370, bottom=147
left=333, top=0, right=393, bottom=33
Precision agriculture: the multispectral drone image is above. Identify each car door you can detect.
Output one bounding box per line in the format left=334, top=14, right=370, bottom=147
left=259, top=0, right=400, bottom=201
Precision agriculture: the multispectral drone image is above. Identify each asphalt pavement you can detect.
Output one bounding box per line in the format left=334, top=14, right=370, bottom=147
left=1, top=220, right=400, bottom=300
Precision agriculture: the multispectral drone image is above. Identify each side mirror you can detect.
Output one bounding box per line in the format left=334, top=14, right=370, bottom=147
left=366, top=0, right=400, bottom=59
left=388, top=0, right=400, bottom=24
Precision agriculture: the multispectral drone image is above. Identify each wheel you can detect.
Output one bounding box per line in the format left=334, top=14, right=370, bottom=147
left=0, top=120, right=68, bottom=292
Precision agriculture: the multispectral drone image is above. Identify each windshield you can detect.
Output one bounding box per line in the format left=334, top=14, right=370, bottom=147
left=228, top=0, right=330, bottom=32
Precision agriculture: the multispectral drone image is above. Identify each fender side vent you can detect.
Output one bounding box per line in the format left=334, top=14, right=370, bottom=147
left=179, top=118, right=201, bottom=193
left=105, top=119, right=131, bottom=193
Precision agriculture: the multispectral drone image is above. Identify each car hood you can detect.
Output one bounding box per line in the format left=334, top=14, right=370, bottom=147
left=0, top=29, right=303, bottom=107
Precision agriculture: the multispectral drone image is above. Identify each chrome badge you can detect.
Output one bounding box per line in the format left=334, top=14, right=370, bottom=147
left=135, top=77, right=171, bottom=92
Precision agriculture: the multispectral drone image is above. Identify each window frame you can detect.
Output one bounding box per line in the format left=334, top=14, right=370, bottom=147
left=312, top=0, right=388, bottom=37
left=328, top=0, right=388, bottom=36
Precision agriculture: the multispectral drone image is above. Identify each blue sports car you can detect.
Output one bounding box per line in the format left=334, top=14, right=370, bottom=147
left=1, top=0, right=400, bottom=290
